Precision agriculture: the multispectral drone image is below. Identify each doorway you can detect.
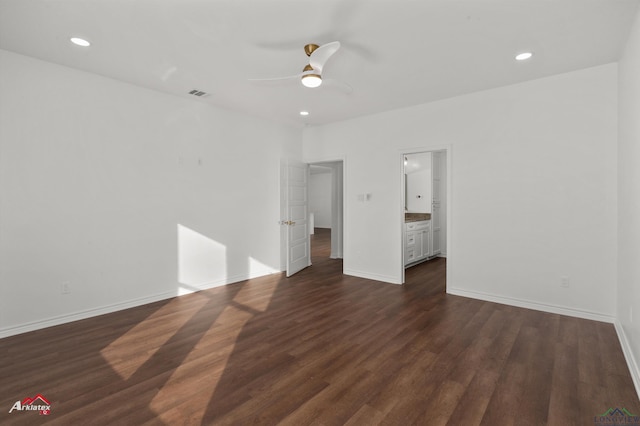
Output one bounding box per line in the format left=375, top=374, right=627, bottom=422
left=401, top=149, right=449, bottom=284
left=308, top=161, right=344, bottom=269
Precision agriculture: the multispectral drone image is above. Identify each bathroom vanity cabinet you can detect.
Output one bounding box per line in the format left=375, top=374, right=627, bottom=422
left=404, top=220, right=431, bottom=265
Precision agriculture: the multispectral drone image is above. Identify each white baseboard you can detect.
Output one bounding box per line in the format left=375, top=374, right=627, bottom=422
left=0, top=268, right=283, bottom=339
left=614, top=320, right=640, bottom=399
left=177, top=268, right=282, bottom=295
left=0, top=290, right=176, bottom=339
left=447, top=288, right=640, bottom=399
left=344, top=269, right=402, bottom=285
left=447, top=287, right=615, bottom=323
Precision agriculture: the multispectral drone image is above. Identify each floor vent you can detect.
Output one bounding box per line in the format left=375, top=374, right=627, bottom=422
left=188, top=89, right=209, bottom=97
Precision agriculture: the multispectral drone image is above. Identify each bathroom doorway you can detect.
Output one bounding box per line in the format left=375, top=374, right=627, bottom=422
left=401, top=149, right=449, bottom=284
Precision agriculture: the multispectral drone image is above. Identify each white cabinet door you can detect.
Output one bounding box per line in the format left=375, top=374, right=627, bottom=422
left=422, top=228, right=431, bottom=258
left=415, top=230, right=424, bottom=259
left=405, top=221, right=431, bottom=266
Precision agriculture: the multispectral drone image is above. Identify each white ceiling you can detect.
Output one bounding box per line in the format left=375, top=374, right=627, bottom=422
left=1, top=0, right=637, bottom=127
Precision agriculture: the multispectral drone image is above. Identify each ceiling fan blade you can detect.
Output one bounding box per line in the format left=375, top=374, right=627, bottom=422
left=309, top=41, right=341, bottom=74
left=249, top=65, right=318, bottom=83
left=248, top=73, right=301, bottom=82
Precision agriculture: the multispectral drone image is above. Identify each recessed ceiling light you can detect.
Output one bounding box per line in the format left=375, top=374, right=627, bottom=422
left=300, top=111, right=310, bottom=116
left=70, top=37, right=91, bottom=47
left=515, top=52, right=533, bottom=61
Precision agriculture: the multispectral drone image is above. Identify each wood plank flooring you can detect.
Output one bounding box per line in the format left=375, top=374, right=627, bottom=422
left=1, top=227, right=638, bottom=425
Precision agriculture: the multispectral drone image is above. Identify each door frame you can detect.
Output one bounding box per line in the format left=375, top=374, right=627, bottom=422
left=400, top=145, right=452, bottom=285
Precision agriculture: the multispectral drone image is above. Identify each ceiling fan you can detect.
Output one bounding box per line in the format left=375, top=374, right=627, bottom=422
left=250, top=41, right=352, bottom=93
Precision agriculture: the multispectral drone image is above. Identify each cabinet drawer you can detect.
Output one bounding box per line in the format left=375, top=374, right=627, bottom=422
left=414, top=222, right=430, bottom=231
left=406, top=232, right=416, bottom=246
left=405, top=248, right=416, bottom=263
left=406, top=220, right=430, bottom=231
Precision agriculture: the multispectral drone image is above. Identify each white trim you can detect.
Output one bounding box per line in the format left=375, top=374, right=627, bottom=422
left=177, top=269, right=282, bottom=295
left=0, top=269, right=282, bottom=339
left=303, top=155, right=347, bottom=165
left=614, top=320, right=640, bottom=399
left=0, top=290, right=175, bottom=339
left=447, top=287, right=615, bottom=323
left=344, top=268, right=402, bottom=285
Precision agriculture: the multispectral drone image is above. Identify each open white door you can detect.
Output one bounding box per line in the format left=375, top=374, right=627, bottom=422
left=281, top=160, right=311, bottom=277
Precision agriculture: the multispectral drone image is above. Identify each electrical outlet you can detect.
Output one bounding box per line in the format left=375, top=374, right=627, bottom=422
left=61, top=282, right=71, bottom=295
left=561, top=276, right=570, bottom=288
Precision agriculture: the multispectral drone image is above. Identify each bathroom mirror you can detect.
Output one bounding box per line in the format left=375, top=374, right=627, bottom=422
left=404, top=152, right=432, bottom=213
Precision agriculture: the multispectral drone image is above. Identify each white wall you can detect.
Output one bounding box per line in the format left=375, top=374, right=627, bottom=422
left=617, top=6, right=640, bottom=393
left=303, top=64, right=618, bottom=319
left=0, top=50, right=302, bottom=337
left=309, top=171, right=332, bottom=228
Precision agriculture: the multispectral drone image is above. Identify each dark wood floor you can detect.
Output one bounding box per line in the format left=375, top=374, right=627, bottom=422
left=1, top=228, right=638, bottom=425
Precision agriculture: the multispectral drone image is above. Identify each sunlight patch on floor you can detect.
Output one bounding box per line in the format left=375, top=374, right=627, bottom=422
left=150, top=272, right=279, bottom=423
left=99, top=294, right=209, bottom=380
left=149, top=304, right=252, bottom=424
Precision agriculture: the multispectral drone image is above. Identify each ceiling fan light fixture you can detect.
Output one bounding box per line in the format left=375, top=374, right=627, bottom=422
left=301, top=73, right=322, bottom=88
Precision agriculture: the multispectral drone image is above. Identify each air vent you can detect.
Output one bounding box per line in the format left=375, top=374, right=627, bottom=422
left=188, top=89, right=209, bottom=97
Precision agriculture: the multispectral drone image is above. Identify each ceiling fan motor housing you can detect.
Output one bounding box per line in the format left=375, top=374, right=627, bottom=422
left=304, top=43, right=319, bottom=57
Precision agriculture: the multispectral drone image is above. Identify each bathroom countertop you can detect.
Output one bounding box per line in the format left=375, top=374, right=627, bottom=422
left=405, top=213, right=431, bottom=222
